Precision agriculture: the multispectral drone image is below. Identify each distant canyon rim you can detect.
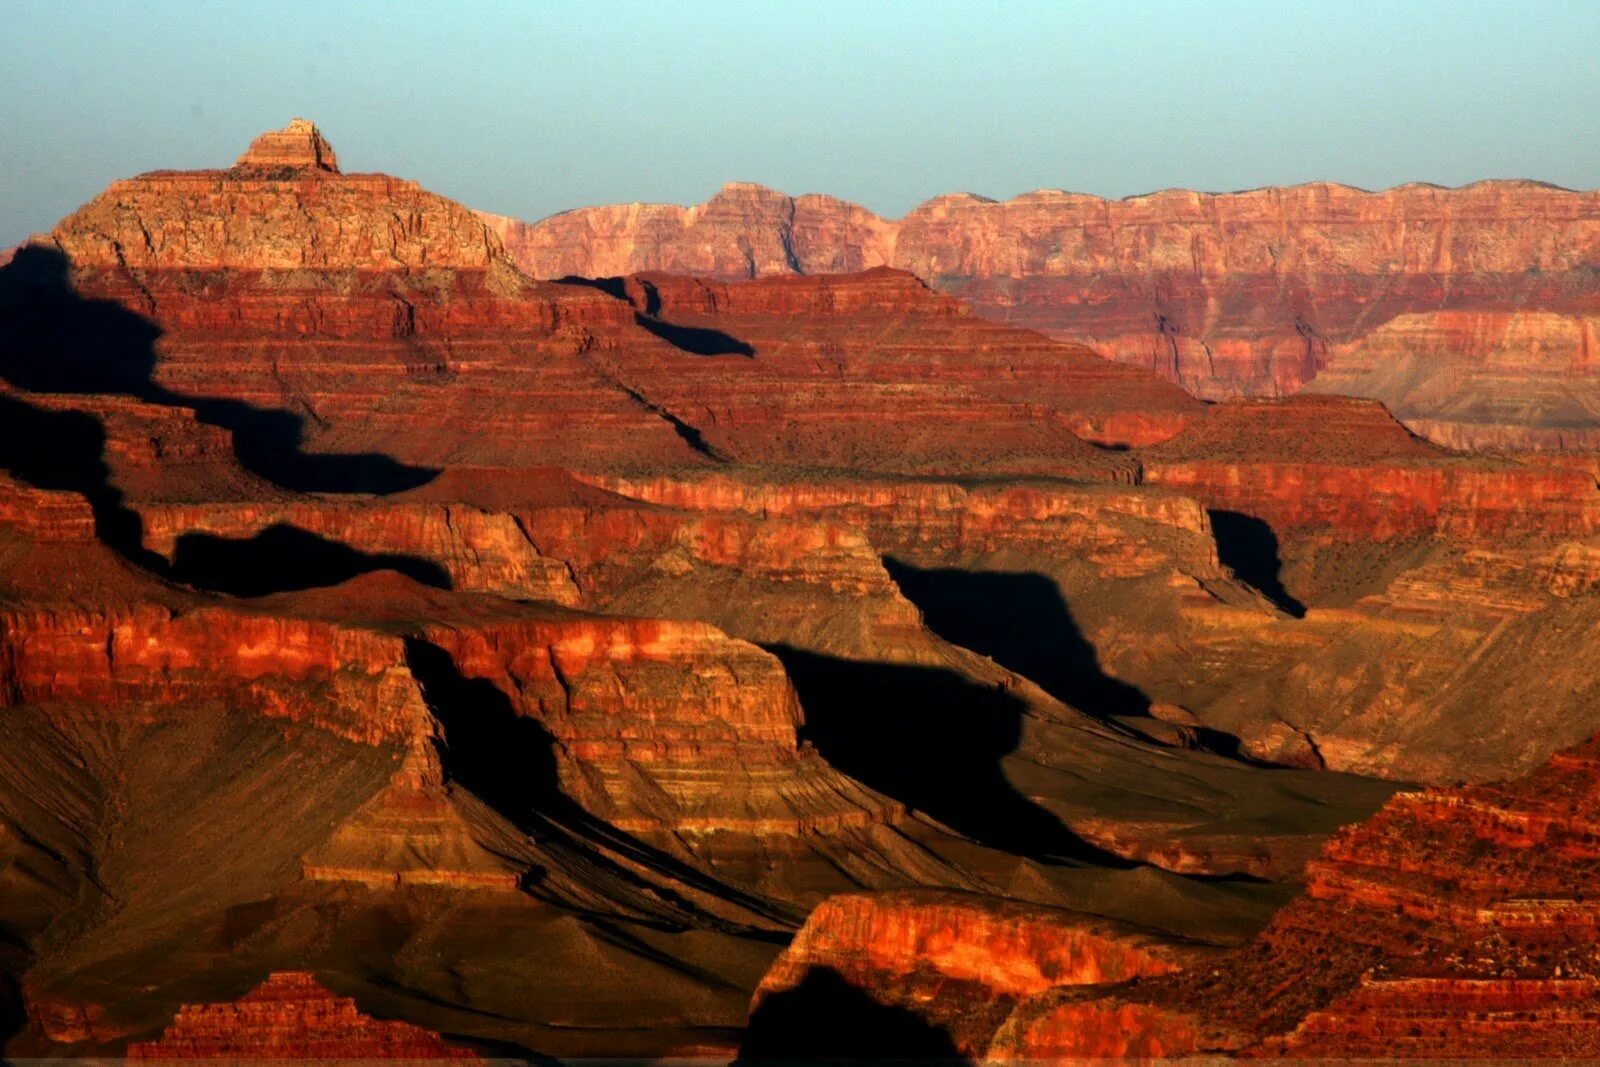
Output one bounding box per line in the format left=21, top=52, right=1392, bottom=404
left=484, top=177, right=1600, bottom=450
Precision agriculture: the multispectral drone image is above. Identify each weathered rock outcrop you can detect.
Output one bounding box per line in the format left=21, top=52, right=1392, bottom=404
left=127, top=972, right=479, bottom=1060
left=586, top=467, right=1219, bottom=581
left=989, top=737, right=1600, bottom=1059
left=233, top=118, right=340, bottom=173
left=488, top=180, right=1600, bottom=446
left=1140, top=396, right=1600, bottom=541
left=747, top=889, right=1200, bottom=1056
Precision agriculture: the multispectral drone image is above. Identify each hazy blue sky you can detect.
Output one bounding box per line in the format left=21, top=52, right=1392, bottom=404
left=3, top=0, right=1597, bottom=245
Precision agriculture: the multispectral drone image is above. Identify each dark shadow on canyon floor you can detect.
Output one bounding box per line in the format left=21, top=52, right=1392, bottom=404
left=0, top=964, right=24, bottom=1051
left=402, top=638, right=794, bottom=932
left=882, top=559, right=1151, bottom=719
left=0, top=391, right=149, bottom=557
left=770, top=645, right=1132, bottom=866
left=1209, top=509, right=1306, bottom=617
left=171, top=525, right=452, bottom=597
left=738, top=966, right=965, bottom=1063
left=0, top=245, right=437, bottom=495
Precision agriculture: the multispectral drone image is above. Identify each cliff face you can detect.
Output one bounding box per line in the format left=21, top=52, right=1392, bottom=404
left=988, top=737, right=1600, bottom=1060
left=488, top=180, right=1600, bottom=446
left=609, top=269, right=1202, bottom=455
left=0, top=513, right=883, bottom=843
left=484, top=182, right=897, bottom=281
left=1306, top=309, right=1600, bottom=450
left=582, top=469, right=1222, bottom=590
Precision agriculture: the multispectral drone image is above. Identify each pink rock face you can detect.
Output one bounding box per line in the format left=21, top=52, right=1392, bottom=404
left=1307, top=309, right=1600, bottom=450
left=485, top=180, right=1600, bottom=446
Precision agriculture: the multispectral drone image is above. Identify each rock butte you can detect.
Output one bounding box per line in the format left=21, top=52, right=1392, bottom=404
left=1, top=119, right=1599, bottom=1060
left=126, top=972, right=479, bottom=1060
left=484, top=179, right=1600, bottom=448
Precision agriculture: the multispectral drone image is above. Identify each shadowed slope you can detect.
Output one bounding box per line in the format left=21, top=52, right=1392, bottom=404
left=882, top=559, right=1151, bottom=718
left=0, top=247, right=438, bottom=495
left=738, top=966, right=964, bottom=1063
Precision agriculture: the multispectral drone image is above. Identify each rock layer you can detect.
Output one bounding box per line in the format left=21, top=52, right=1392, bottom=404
left=233, top=119, right=340, bottom=173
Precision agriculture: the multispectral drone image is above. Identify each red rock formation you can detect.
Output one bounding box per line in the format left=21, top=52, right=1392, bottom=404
left=0, top=473, right=98, bottom=543
left=750, top=890, right=1199, bottom=1055
left=583, top=468, right=1219, bottom=582
left=126, top=972, right=480, bottom=1060
left=31, top=125, right=703, bottom=475
left=14, top=117, right=1599, bottom=1061
left=233, top=118, right=340, bottom=172
left=0, top=599, right=430, bottom=745
left=488, top=180, right=1600, bottom=446
left=32, top=126, right=1202, bottom=479
left=1140, top=396, right=1600, bottom=540
left=607, top=269, right=1202, bottom=454
left=988, top=738, right=1600, bottom=1059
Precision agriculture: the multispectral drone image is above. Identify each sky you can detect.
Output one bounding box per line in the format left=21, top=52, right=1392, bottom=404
left=3, top=0, right=1597, bottom=246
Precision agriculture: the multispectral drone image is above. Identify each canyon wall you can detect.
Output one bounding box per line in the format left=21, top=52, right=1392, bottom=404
left=487, top=180, right=1600, bottom=446
left=12, top=117, right=1600, bottom=1060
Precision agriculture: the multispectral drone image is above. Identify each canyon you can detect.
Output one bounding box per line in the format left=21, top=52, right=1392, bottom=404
left=486, top=179, right=1600, bottom=449
left=1, top=118, right=1598, bottom=1060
